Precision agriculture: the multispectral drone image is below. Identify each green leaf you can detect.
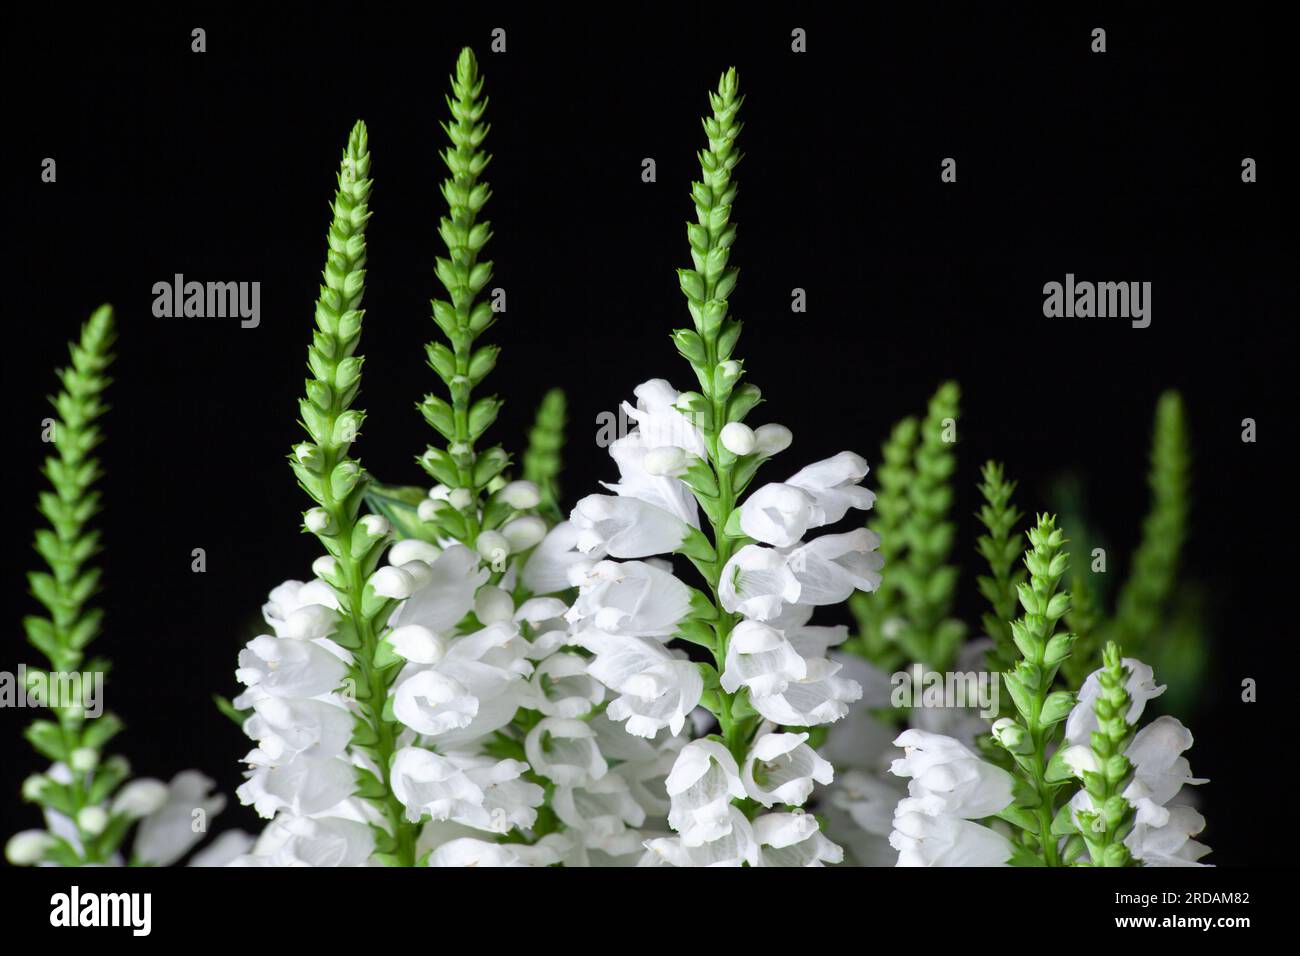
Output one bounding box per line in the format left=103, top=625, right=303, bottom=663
left=213, top=694, right=250, bottom=727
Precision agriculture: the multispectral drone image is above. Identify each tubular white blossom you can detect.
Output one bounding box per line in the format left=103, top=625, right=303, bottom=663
left=581, top=631, right=704, bottom=738
left=719, top=619, right=862, bottom=725
left=890, top=729, right=1015, bottom=819
left=664, top=739, right=747, bottom=847
left=522, top=521, right=592, bottom=595
left=754, top=812, right=844, bottom=867
left=566, top=559, right=694, bottom=639
left=890, top=810, right=1014, bottom=867
left=1065, top=657, right=1167, bottom=746
left=739, top=483, right=819, bottom=547
left=390, top=545, right=487, bottom=633
left=718, top=545, right=800, bottom=621
left=235, top=636, right=347, bottom=704
left=743, top=732, right=834, bottom=807
left=642, top=808, right=758, bottom=867
left=389, top=747, right=543, bottom=833
left=524, top=717, right=609, bottom=786
left=739, top=452, right=875, bottom=547
left=572, top=493, right=691, bottom=558
left=529, top=652, right=606, bottom=718
left=621, top=378, right=708, bottom=458
left=604, top=432, right=700, bottom=526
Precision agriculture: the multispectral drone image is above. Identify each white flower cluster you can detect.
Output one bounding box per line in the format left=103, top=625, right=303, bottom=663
left=530, top=378, right=881, bottom=866
left=887, top=729, right=1016, bottom=866
left=1061, top=658, right=1210, bottom=866
left=231, top=577, right=381, bottom=865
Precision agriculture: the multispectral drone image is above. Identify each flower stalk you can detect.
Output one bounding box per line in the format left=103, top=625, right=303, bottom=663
left=1069, top=642, right=1137, bottom=866
left=669, top=68, right=756, bottom=764
left=417, top=47, right=507, bottom=546
left=17, top=305, right=120, bottom=865
left=287, top=121, right=417, bottom=864
left=848, top=416, right=917, bottom=669
left=994, top=515, right=1076, bottom=866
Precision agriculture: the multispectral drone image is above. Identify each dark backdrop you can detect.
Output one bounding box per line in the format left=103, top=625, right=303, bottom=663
left=3, top=6, right=1292, bottom=865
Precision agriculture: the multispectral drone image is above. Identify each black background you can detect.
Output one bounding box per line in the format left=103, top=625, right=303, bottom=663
left=2, top=5, right=1292, bottom=868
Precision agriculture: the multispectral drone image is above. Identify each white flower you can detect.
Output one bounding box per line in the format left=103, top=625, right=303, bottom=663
left=641, top=808, right=758, bottom=867
left=392, top=669, right=481, bottom=736
left=77, top=806, right=108, bottom=836
left=387, top=624, right=448, bottom=664
left=566, top=559, right=693, bottom=639
left=889, top=810, right=1014, bottom=866
left=1059, top=743, right=1102, bottom=778
left=721, top=622, right=862, bottom=725
left=665, top=739, right=746, bottom=847
left=552, top=774, right=647, bottom=847
left=499, top=479, right=542, bottom=510
left=110, top=779, right=169, bottom=820
left=235, top=635, right=347, bottom=700
left=389, top=748, right=543, bottom=833
left=525, top=717, right=608, bottom=786
left=522, top=521, right=591, bottom=595
left=572, top=494, right=690, bottom=558
left=889, top=729, right=1014, bottom=819
left=753, top=423, right=793, bottom=457
left=784, top=529, right=883, bottom=605
left=263, top=579, right=339, bottom=636
left=390, top=545, right=487, bottom=633
left=502, top=515, right=547, bottom=551
left=830, top=770, right=902, bottom=840
left=785, top=452, right=875, bottom=524
left=1062, top=658, right=1211, bottom=867
left=189, top=830, right=256, bottom=867
left=529, top=652, right=605, bottom=718
left=581, top=631, right=704, bottom=738
left=754, top=812, right=844, bottom=867
left=1127, top=805, right=1211, bottom=867
left=739, top=484, right=818, bottom=548
left=237, top=754, right=355, bottom=819
left=719, top=619, right=806, bottom=696
left=370, top=565, right=419, bottom=599
left=474, top=585, right=515, bottom=625
left=1124, top=716, right=1207, bottom=811
left=719, top=422, right=756, bottom=455
left=134, top=771, right=228, bottom=866
left=389, top=538, right=440, bottom=566
left=391, top=622, right=529, bottom=744
left=743, top=732, right=834, bottom=808
left=604, top=432, right=700, bottom=527
left=719, top=531, right=882, bottom=621
left=246, top=814, right=375, bottom=867
left=739, top=452, right=874, bottom=547
left=1065, top=657, right=1167, bottom=745
left=718, top=545, right=800, bottom=620
left=621, top=378, right=707, bottom=458
left=515, top=597, right=572, bottom=660
left=243, top=695, right=353, bottom=762
left=5, top=831, right=54, bottom=865
left=427, top=836, right=565, bottom=867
